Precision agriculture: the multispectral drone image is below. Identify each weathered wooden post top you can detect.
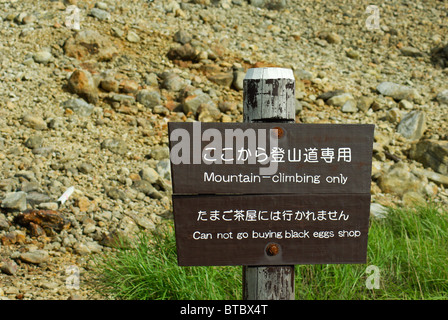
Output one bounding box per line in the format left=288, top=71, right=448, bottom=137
left=243, top=68, right=296, bottom=123
left=168, top=67, right=374, bottom=301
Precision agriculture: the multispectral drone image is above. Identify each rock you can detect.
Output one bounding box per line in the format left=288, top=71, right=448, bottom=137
left=101, top=138, right=128, bottom=155
left=1, top=192, right=27, bottom=212
left=376, top=81, right=420, bottom=102
left=0, top=215, right=9, bottom=230
left=37, top=202, right=59, bottom=211
left=197, top=104, right=222, bottom=122
left=26, top=192, right=52, bottom=207
left=1, top=231, right=26, bottom=245
left=119, top=79, right=139, bottom=94
left=398, top=99, right=413, bottom=110
left=73, top=242, right=91, bottom=255
left=181, top=87, right=214, bottom=115
left=161, top=72, right=185, bottom=92
left=89, top=8, right=111, bottom=21
left=14, top=210, right=71, bottom=237
left=326, top=93, right=354, bottom=107
left=431, top=43, right=448, bottom=68
left=156, top=159, right=171, bottom=180
left=376, top=162, right=427, bottom=197
left=109, top=93, right=136, bottom=106
left=370, top=203, right=388, bottom=219
left=436, top=90, right=448, bottom=105
left=218, top=101, right=237, bottom=113
left=249, top=0, right=286, bottom=10
left=400, top=46, right=423, bottom=57
left=207, top=72, right=234, bottom=88
left=78, top=162, right=94, bottom=174
left=325, top=32, right=341, bottom=44
left=341, top=99, right=357, bottom=113
left=61, top=99, right=95, bottom=116
left=346, top=49, right=360, bottom=59
left=150, top=146, right=170, bottom=160
left=1, top=259, right=19, bottom=275
left=402, top=191, right=426, bottom=207
left=100, top=78, right=120, bottom=92
left=136, top=89, right=162, bottom=109
left=20, top=250, right=49, bottom=264
left=396, top=110, right=426, bottom=140
left=385, top=108, right=402, bottom=123
left=33, top=51, right=53, bottom=64
left=139, top=167, right=160, bottom=184
left=126, top=31, right=140, bottom=43
left=24, top=135, right=43, bottom=149
left=412, top=168, right=448, bottom=187
left=106, top=188, right=127, bottom=201
left=167, top=43, right=198, bottom=61
left=173, top=30, right=192, bottom=45
left=409, top=139, right=448, bottom=175
left=64, top=29, right=119, bottom=62
left=132, top=180, right=162, bottom=199
left=357, top=96, right=374, bottom=112
left=232, top=70, right=245, bottom=91
left=317, top=90, right=345, bottom=101
left=22, top=114, right=47, bottom=130
left=133, top=215, right=155, bottom=230
left=67, top=69, right=99, bottom=104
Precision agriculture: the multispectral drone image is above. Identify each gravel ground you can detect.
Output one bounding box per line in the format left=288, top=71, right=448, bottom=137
left=0, top=0, right=447, bottom=300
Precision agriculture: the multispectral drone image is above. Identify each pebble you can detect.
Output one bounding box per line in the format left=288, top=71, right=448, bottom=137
left=19, top=250, right=49, bottom=264
left=1, top=259, right=19, bottom=275
left=101, top=138, right=128, bottom=155
left=64, top=29, right=118, bottom=62
left=181, top=87, right=214, bottom=115
left=89, top=8, right=111, bottom=21
left=341, top=99, right=357, bottom=113
left=400, top=46, right=423, bottom=57
left=173, top=30, right=192, bottom=45
left=22, top=114, right=47, bottom=130
left=139, top=167, right=160, bottom=184
left=377, top=162, right=428, bottom=197
left=126, top=31, right=141, bottom=43
left=33, top=51, right=53, bottom=64
left=67, top=69, right=99, bottom=105
left=409, top=139, right=448, bottom=175
left=397, top=110, right=426, bottom=140
left=326, top=93, right=354, bottom=107
left=1, top=192, right=27, bottom=212
left=207, top=72, right=234, bottom=88
left=436, top=90, right=448, bottom=105
left=61, top=99, right=95, bottom=117
left=376, top=82, right=420, bottom=102
left=136, top=89, right=162, bottom=109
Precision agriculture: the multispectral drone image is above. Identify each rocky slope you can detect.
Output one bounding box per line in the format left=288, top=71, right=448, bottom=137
left=0, top=0, right=447, bottom=299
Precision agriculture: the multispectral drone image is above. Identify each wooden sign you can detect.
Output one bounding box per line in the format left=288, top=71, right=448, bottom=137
left=168, top=122, right=374, bottom=266
left=173, top=194, right=371, bottom=266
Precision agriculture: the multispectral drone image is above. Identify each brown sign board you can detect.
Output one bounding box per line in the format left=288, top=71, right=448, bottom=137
left=168, top=123, right=374, bottom=195
left=168, top=123, right=374, bottom=266
left=173, top=194, right=371, bottom=266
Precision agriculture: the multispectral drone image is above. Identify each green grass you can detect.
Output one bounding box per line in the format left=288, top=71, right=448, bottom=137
left=92, top=203, right=448, bottom=300
left=91, top=226, right=241, bottom=300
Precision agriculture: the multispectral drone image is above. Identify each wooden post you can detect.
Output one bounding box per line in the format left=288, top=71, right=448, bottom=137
left=242, top=67, right=296, bottom=300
